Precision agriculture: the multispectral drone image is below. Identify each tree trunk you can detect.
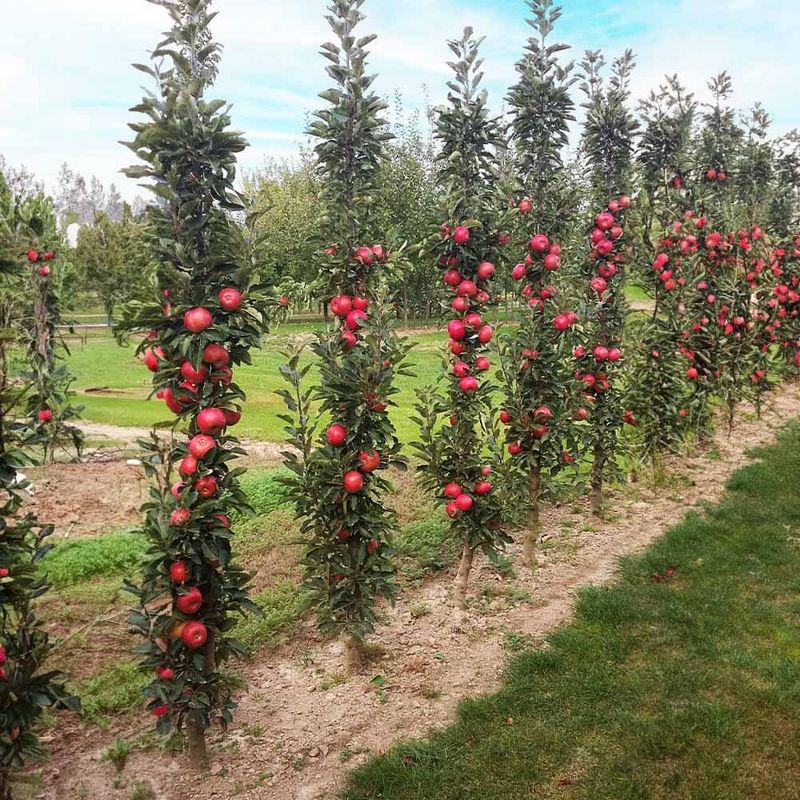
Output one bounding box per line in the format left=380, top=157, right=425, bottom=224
left=186, top=720, right=209, bottom=770
left=0, top=769, right=11, bottom=800
left=524, top=469, right=541, bottom=567
left=344, top=634, right=365, bottom=673
left=453, top=543, right=474, bottom=610
left=186, top=630, right=215, bottom=769
left=590, top=441, right=605, bottom=516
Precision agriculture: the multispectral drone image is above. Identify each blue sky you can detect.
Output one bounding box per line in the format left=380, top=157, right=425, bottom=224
left=1, top=0, right=797, bottom=200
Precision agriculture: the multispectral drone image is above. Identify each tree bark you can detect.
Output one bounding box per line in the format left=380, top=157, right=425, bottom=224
left=524, top=469, right=541, bottom=567
left=344, top=634, right=365, bottom=673
left=453, top=543, right=474, bottom=610
left=590, top=441, right=605, bottom=516
left=186, top=720, right=209, bottom=770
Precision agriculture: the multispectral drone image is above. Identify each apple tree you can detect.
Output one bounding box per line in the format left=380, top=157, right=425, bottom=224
left=279, top=0, right=410, bottom=670
left=0, top=173, right=79, bottom=800
left=116, top=0, right=271, bottom=766
left=411, top=28, right=511, bottom=609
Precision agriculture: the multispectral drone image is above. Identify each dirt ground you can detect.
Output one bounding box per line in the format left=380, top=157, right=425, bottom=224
left=33, top=383, right=800, bottom=800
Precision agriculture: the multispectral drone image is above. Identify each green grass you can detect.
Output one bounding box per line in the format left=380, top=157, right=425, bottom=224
left=395, top=516, right=458, bottom=580
left=75, top=660, right=150, bottom=725
left=63, top=325, right=449, bottom=443
left=342, top=423, right=800, bottom=800
left=41, top=531, right=145, bottom=588
left=233, top=580, right=308, bottom=650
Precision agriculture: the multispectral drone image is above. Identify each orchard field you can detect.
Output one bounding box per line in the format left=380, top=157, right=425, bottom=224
left=2, top=0, right=800, bottom=799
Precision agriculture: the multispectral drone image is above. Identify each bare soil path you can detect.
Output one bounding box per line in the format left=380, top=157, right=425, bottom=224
left=42, top=383, right=800, bottom=800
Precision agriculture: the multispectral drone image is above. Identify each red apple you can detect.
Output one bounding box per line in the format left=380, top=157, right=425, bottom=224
left=459, top=376, right=479, bottom=393
left=202, top=343, right=230, bottom=369
left=477, top=261, right=495, bottom=280
left=194, top=476, right=218, bottom=498
left=27, top=249, right=39, bottom=262
left=155, top=666, right=174, bottom=681
left=358, top=450, right=381, bottom=473
left=218, top=287, right=242, bottom=311
left=196, top=407, right=227, bottom=435
left=170, top=508, right=191, bottom=527
left=181, top=621, right=208, bottom=650
left=189, top=434, right=216, bottom=459
left=345, top=310, right=368, bottom=331
left=179, top=455, right=198, bottom=476
left=183, top=307, right=213, bottom=333
left=170, top=561, right=190, bottom=583
left=475, top=480, right=492, bottom=495
left=326, top=423, right=347, bottom=446
left=453, top=226, right=470, bottom=245
left=444, top=482, right=462, bottom=499
left=175, top=586, right=203, bottom=615
left=455, top=493, right=474, bottom=512
left=343, top=470, right=364, bottom=494
left=180, top=361, right=208, bottom=384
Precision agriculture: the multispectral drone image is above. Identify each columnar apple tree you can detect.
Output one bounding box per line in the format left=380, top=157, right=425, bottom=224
left=506, top=0, right=577, bottom=240
left=0, top=179, right=79, bottom=800
left=577, top=50, right=637, bottom=512
left=18, top=198, right=84, bottom=464
left=412, top=28, right=510, bottom=609
left=280, top=0, right=409, bottom=669
left=118, top=0, right=269, bottom=765
left=499, top=0, right=579, bottom=562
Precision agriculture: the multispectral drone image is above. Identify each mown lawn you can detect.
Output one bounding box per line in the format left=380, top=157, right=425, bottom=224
left=342, top=423, right=800, bottom=800
left=64, top=323, right=445, bottom=443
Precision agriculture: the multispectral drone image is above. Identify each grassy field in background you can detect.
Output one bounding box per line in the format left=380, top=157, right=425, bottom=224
left=64, top=322, right=446, bottom=443
left=341, top=424, right=800, bottom=800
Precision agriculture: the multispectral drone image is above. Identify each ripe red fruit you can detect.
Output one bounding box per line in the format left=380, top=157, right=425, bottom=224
left=459, top=376, right=479, bottom=393
left=345, top=309, right=368, bottom=331
left=687, top=367, right=699, bottom=380
left=593, top=345, right=610, bottom=362
left=449, top=339, right=466, bottom=355
left=218, top=287, right=242, bottom=311
left=448, top=319, right=466, bottom=340
left=278, top=295, right=290, bottom=307
left=196, top=407, right=227, bottom=435
left=511, top=263, right=527, bottom=281
left=573, top=407, right=588, bottom=421
left=455, top=493, right=474, bottom=512
left=155, top=666, right=174, bottom=681
left=444, top=268, right=462, bottom=287
left=170, top=508, right=191, bottom=527
left=223, top=409, right=241, bottom=427
left=38, top=265, right=51, bottom=277
left=180, top=361, right=208, bottom=384
left=508, top=442, right=523, bottom=455
left=446, top=502, right=459, bottom=518
left=352, top=296, right=369, bottom=311
left=326, top=423, right=347, bottom=446
left=481, top=465, right=492, bottom=477
left=27, top=249, right=39, bottom=262
left=183, top=307, right=213, bottom=333
left=143, top=347, right=164, bottom=372
left=608, top=348, right=621, bottom=362
left=444, top=482, right=462, bottom=499
left=202, top=343, right=230, bottom=369
left=175, top=586, right=203, bottom=615
left=518, top=198, right=533, bottom=214
left=343, top=470, right=364, bottom=494
left=179, top=456, right=198, bottom=476
left=451, top=296, right=470, bottom=313
left=477, top=261, right=495, bottom=280
left=457, top=280, right=477, bottom=297
left=189, top=434, right=216, bottom=459
left=337, top=528, right=350, bottom=540
left=453, top=226, right=470, bottom=245
left=181, top=621, right=208, bottom=650
left=170, top=561, right=190, bottom=583
left=37, top=409, right=53, bottom=423
left=358, top=450, right=381, bottom=473
left=152, top=704, right=170, bottom=717
left=529, top=233, right=549, bottom=253
left=330, top=295, right=352, bottom=317
left=474, top=480, right=492, bottom=495
left=354, top=245, right=374, bottom=265
left=543, top=254, right=560, bottom=271
left=170, top=481, right=184, bottom=498
left=213, top=513, right=231, bottom=529
left=478, top=324, right=493, bottom=344
left=533, top=406, right=552, bottom=421
left=464, top=312, right=482, bottom=328
left=475, top=356, right=490, bottom=371
left=553, top=315, right=570, bottom=332
left=194, top=476, right=218, bottom=498
left=162, top=389, right=183, bottom=414
left=340, top=329, right=358, bottom=349
left=499, top=410, right=512, bottom=424
left=453, top=361, right=470, bottom=378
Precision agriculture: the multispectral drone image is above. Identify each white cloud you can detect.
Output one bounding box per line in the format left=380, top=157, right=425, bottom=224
left=0, top=0, right=796, bottom=203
